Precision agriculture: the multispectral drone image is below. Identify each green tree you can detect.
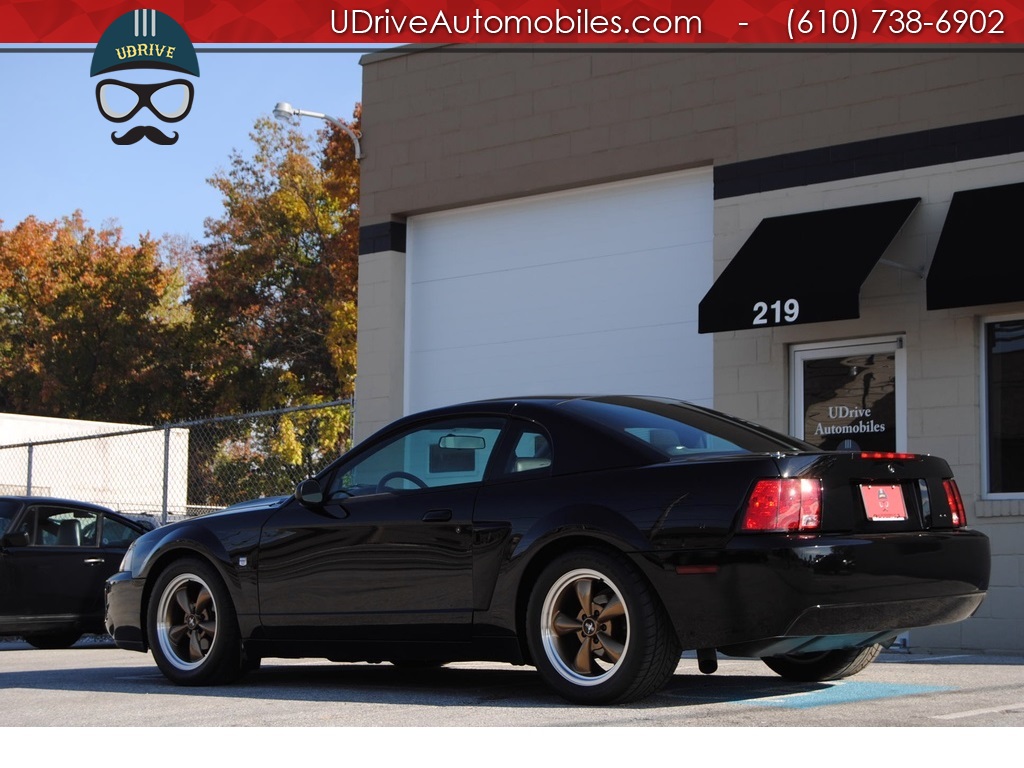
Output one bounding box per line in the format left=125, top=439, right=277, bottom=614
left=203, top=401, right=352, bottom=506
left=0, top=213, right=190, bottom=422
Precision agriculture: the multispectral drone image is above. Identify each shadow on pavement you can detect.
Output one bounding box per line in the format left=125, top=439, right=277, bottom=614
left=1, top=640, right=1020, bottom=710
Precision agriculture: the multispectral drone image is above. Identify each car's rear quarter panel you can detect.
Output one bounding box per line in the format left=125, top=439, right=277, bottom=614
left=471, top=455, right=781, bottom=645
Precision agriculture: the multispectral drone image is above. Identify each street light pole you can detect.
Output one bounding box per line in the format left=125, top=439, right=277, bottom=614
left=273, top=101, right=363, bottom=160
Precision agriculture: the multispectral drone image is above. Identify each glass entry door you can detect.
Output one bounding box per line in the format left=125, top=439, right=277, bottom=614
left=791, top=337, right=906, bottom=452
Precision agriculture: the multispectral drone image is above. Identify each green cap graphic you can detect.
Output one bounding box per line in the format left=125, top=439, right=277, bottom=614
left=91, top=9, right=199, bottom=77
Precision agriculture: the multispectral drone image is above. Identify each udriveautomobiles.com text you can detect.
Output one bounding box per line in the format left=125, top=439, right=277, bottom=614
left=330, top=8, right=704, bottom=37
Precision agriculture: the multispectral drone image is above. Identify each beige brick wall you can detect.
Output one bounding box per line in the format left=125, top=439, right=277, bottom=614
left=353, top=249, right=406, bottom=442
left=711, top=154, right=1024, bottom=515
left=359, top=48, right=1024, bottom=225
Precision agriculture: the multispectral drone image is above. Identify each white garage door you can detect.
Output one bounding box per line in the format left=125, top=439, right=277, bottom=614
left=405, top=169, right=714, bottom=414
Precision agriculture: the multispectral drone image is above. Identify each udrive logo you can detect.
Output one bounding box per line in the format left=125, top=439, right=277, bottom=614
left=90, top=9, right=200, bottom=146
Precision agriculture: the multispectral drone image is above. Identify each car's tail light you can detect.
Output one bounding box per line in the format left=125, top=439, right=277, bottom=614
left=943, top=479, right=967, bottom=527
left=741, top=478, right=822, bottom=532
left=860, top=452, right=917, bottom=460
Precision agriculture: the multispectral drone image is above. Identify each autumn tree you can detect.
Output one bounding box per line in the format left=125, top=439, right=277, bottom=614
left=0, top=213, right=190, bottom=423
left=320, top=103, right=361, bottom=392
left=182, top=108, right=361, bottom=501
left=189, top=110, right=360, bottom=415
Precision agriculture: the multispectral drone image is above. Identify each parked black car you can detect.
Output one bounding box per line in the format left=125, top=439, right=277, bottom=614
left=1, top=496, right=155, bottom=649
left=105, top=396, right=990, bottom=703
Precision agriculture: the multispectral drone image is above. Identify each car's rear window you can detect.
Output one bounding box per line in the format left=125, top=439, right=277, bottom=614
left=561, top=397, right=814, bottom=458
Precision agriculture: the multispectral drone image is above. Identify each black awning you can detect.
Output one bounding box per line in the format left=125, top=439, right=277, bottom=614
left=927, top=181, right=1024, bottom=311
left=698, top=198, right=920, bottom=334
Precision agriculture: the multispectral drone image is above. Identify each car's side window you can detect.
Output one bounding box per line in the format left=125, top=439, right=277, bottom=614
left=493, top=422, right=554, bottom=479
left=509, top=430, right=553, bottom=474
left=99, top=516, right=139, bottom=548
left=20, top=506, right=99, bottom=547
left=328, top=417, right=506, bottom=497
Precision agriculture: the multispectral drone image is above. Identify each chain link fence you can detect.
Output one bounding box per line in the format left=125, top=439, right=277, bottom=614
left=0, top=400, right=352, bottom=525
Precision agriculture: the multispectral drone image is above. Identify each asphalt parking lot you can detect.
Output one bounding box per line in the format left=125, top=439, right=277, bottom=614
left=2, top=636, right=1023, bottom=730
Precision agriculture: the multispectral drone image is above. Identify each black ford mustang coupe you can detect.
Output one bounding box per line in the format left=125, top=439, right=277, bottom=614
left=105, top=396, right=989, bottom=703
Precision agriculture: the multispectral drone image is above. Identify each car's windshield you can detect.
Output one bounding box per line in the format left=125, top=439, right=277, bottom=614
left=562, top=397, right=815, bottom=458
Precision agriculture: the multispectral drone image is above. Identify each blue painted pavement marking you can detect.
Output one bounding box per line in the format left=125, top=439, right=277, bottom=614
left=748, top=682, right=951, bottom=708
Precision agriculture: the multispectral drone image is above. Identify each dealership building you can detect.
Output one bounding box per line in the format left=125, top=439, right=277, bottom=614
left=353, top=46, right=1024, bottom=653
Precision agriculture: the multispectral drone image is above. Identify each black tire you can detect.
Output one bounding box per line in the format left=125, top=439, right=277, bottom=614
left=23, top=632, right=81, bottom=650
left=526, top=548, right=681, bottom=705
left=762, top=644, right=882, bottom=682
left=147, top=558, right=244, bottom=686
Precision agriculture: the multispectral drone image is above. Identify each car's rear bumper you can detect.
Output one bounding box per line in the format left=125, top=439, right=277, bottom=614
left=104, top=571, right=147, bottom=652
left=646, top=528, right=990, bottom=653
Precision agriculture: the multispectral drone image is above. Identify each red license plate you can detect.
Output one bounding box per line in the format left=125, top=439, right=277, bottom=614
left=860, top=484, right=908, bottom=521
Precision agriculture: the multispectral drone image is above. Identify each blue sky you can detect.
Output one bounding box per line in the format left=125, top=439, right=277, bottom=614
left=0, top=48, right=369, bottom=244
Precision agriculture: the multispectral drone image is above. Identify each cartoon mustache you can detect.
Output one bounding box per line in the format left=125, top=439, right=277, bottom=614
left=110, top=126, right=179, bottom=145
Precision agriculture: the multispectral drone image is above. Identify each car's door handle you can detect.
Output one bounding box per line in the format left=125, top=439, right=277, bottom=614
left=83, top=558, right=105, bottom=565
left=422, top=509, right=452, bottom=522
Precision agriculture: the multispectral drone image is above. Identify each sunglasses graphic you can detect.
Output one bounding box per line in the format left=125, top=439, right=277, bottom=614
left=95, top=79, right=194, bottom=123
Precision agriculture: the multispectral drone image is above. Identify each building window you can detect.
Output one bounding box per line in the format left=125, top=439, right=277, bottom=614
left=985, top=318, right=1024, bottom=495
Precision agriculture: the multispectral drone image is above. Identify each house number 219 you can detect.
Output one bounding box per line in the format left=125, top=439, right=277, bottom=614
left=752, top=298, right=800, bottom=326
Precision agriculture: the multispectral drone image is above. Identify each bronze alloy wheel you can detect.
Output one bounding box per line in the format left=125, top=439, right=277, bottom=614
left=154, top=571, right=220, bottom=672
left=147, top=558, right=245, bottom=686
left=539, top=567, right=631, bottom=687
left=528, top=549, right=681, bottom=704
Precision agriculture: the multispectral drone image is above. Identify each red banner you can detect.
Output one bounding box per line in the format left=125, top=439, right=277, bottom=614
left=2, top=0, right=1023, bottom=44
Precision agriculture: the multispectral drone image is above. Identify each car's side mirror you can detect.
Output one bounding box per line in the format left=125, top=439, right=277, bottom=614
left=1, top=531, right=30, bottom=548
left=294, top=478, right=325, bottom=508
